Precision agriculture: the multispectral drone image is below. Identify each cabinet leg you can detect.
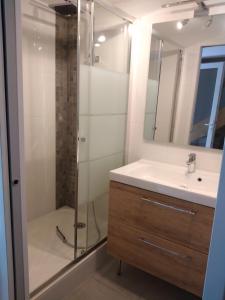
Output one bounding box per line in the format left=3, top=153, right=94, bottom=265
left=117, top=260, right=122, bottom=276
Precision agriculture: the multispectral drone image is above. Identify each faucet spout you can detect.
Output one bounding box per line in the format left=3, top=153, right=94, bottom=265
left=186, top=153, right=196, bottom=174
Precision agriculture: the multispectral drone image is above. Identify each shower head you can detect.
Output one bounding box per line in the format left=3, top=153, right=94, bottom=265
left=48, top=0, right=77, bottom=16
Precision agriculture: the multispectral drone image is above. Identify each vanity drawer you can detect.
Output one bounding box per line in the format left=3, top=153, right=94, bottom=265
left=109, top=181, right=214, bottom=253
left=108, top=220, right=207, bottom=297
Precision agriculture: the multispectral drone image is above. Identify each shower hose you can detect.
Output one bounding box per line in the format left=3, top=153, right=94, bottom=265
left=56, top=200, right=101, bottom=251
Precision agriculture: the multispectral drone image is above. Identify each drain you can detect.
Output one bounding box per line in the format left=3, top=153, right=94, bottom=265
left=77, top=222, right=86, bottom=229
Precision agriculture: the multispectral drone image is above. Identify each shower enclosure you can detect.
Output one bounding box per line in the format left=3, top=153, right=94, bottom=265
left=21, top=0, right=131, bottom=295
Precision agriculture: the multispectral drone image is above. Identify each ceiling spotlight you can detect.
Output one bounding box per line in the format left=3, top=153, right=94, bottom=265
left=176, top=19, right=189, bottom=30
left=95, top=43, right=101, bottom=47
left=176, top=21, right=183, bottom=30
left=98, top=35, right=106, bottom=43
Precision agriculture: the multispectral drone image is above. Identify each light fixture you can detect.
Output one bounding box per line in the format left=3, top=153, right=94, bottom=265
left=98, top=35, right=106, bottom=43
left=176, top=19, right=189, bottom=30
left=176, top=21, right=183, bottom=30
left=95, top=43, right=101, bottom=47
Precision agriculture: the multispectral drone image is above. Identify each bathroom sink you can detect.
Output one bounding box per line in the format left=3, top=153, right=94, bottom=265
left=110, top=159, right=219, bottom=208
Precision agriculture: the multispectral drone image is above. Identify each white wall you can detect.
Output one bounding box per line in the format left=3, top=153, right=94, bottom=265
left=22, top=0, right=56, bottom=221
left=126, top=8, right=223, bottom=174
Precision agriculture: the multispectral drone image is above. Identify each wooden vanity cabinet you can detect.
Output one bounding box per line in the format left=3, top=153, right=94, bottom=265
left=107, top=181, right=215, bottom=297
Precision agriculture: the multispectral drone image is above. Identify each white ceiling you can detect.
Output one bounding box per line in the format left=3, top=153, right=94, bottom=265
left=107, top=0, right=169, bottom=18
left=154, top=14, right=225, bottom=48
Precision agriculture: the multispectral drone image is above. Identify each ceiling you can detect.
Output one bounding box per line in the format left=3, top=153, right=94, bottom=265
left=154, top=14, right=225, bottom=48
left=107, top=0, right=170, bottom=18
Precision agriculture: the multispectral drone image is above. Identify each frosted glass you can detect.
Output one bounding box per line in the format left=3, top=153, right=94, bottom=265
left=89, top=153, right=123, bottom=202
left=144, top=113, right=156, bottom=140
left=78, top=116, right=89, bottom=162
left=78, top=161, right=89, bottom=206
left=79, top=64, right=90, bottom=115
left=90, top=66, right=128, bottom=115
left=89, top=115, right=127, bottom=160
left=146, top=79, right=159, bottom=114
left=78, top=1, right=130, bottom=256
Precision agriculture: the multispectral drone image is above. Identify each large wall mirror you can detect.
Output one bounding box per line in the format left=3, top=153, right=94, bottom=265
left=144, top=14, right=225, bottom=150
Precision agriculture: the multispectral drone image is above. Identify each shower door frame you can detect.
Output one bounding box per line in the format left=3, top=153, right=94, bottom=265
left=1, top=0, right=29, bottom=299
left=0, top=2, right=15, bottom=300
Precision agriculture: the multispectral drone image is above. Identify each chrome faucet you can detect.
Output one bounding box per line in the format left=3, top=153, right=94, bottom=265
left=186, top=153, right=196, bottom=174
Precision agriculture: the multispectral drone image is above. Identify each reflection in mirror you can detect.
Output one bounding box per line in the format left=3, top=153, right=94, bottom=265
left=144, top=14, right=225, bottom=150
left=144, top=35, right=163, bottom=140
left=190, top=45, right=225, bottom=149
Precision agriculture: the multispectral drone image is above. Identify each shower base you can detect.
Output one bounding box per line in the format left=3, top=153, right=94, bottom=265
left=28, top=205, right=107, bottom=293
left=28, top=207, right=74, bottom=292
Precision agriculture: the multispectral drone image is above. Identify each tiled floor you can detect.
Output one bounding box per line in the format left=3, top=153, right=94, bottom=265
left=63, top=260, right=200, bottom=300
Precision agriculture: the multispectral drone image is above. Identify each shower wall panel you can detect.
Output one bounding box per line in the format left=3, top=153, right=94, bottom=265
left=22, top=0, right=56, bottom=221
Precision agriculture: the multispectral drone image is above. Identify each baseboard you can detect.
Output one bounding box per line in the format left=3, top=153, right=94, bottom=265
left=32, top=242, right=111, bottom=300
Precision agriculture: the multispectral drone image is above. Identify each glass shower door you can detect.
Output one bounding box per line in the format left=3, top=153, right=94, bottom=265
left=77, top=0, right=131, bottom=256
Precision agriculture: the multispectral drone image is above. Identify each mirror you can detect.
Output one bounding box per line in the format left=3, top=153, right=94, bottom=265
left=144, top=14, right=225, bottom=150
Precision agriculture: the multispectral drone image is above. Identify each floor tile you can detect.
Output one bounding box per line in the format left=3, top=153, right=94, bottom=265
left=63, top=259, right=200, bottom=300
left=65, top=277, right=141, bottom=300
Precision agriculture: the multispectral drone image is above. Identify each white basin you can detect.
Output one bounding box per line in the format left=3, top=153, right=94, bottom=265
left=110, top=159, right=219, bottom=208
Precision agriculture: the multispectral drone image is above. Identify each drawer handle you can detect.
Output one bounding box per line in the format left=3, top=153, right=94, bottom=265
left=138, top=237, right=189, bottom=260
left=141, top=197, right=196, bottom=215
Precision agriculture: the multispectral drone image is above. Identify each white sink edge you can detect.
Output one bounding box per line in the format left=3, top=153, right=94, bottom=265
left=110, top=161, right=218, bottom=208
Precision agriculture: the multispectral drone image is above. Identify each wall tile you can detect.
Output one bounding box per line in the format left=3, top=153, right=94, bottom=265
left=56, top=14, right=78, bottom=209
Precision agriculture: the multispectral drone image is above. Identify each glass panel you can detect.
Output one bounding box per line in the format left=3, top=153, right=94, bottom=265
left=144, top=35, right=162, bottom=140
left=86, top=2, right=130, bottom=251
left=77, top=0, right=92, bottom=257
left=22, top=0, right=78, bottom=293
left=93, top=4, right=130, bottom=73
